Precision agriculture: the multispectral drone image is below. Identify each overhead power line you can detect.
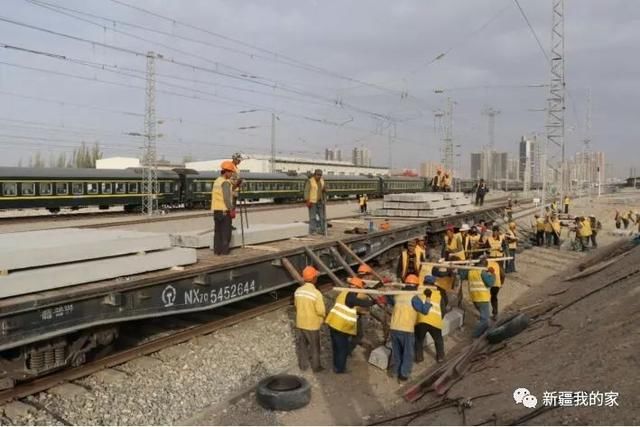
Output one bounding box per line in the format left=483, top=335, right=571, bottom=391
left=512, top=0, right=550, bottom=62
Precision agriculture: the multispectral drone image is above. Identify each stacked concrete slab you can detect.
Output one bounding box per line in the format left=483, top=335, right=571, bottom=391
left=444, top=192, right=474, bottom=213
left=377, top=193, right=457, bottom=218
left=0, top=229, right=196, bottom=299
left=170, top=223, right=309, bottom=249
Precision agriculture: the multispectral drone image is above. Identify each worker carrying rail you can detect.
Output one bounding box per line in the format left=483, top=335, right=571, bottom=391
left=294, top=266, right=326, bottom=372
left=211, top=161, right=236, bottom=255
left=304, top=169, right=328, bottom=235
left=325, top=276, right=374, bottom=374
left=415, top=275, right=447, bottom=363
left=458, top=256, right=496, bottom=337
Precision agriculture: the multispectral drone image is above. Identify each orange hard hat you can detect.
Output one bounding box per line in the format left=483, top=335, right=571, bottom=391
left=405, top=274, right=420, bottom=285
left=357, top=264, right=373, bottom=274
left=220, top=160, right=236, bottom=172
left=302, top=266, right=318, bottom=281
left=347, top=277, right=365, bottom=288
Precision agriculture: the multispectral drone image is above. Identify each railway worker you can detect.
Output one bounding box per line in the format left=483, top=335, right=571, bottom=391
left=589, top=215, right=601, bottom=248
left=358, top=193, right=368, bottom=213
left=415, top=237, right=427, bottom=264
left=415, top=275, right=446, bottom=363
left=398, top=241, right=421, bottom=280
left=442, top=172, right=452, bottom=192
left=486, top=258, right=505, bottom=320
left=378, top=274, right=432, bottom=382
left=533, top=214, right=545, bottom=246
left=614, top=210, right=622, bottom=229
left=544, top=215, right=555, bottom=248
left=230, top=152, right=243, bottom=202
left=622, top=210, right=631, bottom=229
left=475, top=179, right=488, bottom=206
left=467, top=226, right=482, bottom=259
left=578, top=216, right=593, bottom=251
left=551, top=215, right=562, bottom=247
left=505, top=198, right=514, bottom=221
left=505, top=222, right=518, bottom=273
left=431, top=169, right=443, bottom=192
left=459, top=223, right=471, bottom=255
left=550, top=199, right=558, bottom=213
left=294, top=266, right=326, bottom=372
left=211, top=161, right=235, bottom=255
left=325, top=276, right=374, bottom=374
left=458, top=257, right=496, bottom=337
left=563, top=195, right=570, bottom=214
left=444, top=225, right=466, bottom=260
left=303, top=169, right=327, bottom=235
left=487, top=225, right=505, bottom=260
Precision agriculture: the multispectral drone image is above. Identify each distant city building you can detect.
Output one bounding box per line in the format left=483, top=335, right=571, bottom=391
left=187, top=154, right=388, bottom=176
left=470, top=151, right=508, bottom=184
left=519, top=135, right=542, bottom=184
left=570, top=151, right=605, bottom=188
left=352, top=146, right=372, bottom=167
left=507, top=158, right=520, bottom=181
left=324, top=147, right=343, bottom=162
left=419, top=160, right=442, bottom=178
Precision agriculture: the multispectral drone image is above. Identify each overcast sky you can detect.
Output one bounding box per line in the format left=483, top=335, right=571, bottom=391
left=0, top=0, right=638, bottom=177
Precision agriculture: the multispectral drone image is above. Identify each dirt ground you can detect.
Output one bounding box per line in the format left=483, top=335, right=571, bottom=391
left=187, top=191, right=640, bottom=426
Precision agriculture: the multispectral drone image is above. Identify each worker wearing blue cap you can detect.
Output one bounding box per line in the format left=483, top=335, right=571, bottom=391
left=414, top=275, right=447, bottom=363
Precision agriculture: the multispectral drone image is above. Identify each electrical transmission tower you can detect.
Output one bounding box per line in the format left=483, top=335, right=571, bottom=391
left=481, top=106, right=500, bottom=183
left=543, top=0, right=565, bottom=208
left=142, top=51, right=159, bottom=216
left=436, top=98, right=454, bottom=173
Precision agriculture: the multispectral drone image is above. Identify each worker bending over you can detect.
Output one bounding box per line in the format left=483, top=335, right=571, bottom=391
left=349, top=264, right=377, bottom=354
left=415, top=275, right=447, bottom=363
left=294, top=267, right=326, bottom=372
left=325, top=277, right=374, bottom=374
left=378, top=274, right=432, bottom=382
left=211, top=161, right=236, bottom=255
left=304, top=169, right=327, bottom=235
left=458, top=257, right=496, bottom=337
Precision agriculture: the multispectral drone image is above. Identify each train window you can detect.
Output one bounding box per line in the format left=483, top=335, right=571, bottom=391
left=204, top=182, right=212, bottom=192
left=55, top=182, right=68, bottom=195
left=72, top=182, right=84, bottom=195
left=21, top=182, right=35, bottom=196
left=128, top=182, right=139, bottom=193
left=115, top=182, right=126, bottom=194
left=86, top=183, right=99, bottom=195
left=2, top=182, right=17, bottom=196
left=256, top=183, right=263, bottom=191
left=39, top=182, right=53, bottom=196
left=102, top=183, right=112, bottom=194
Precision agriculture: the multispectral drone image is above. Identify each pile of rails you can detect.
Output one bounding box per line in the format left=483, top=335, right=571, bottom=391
left=376, top=192, right=473, bottom=218
left=0, top=229, right=196, bottom=298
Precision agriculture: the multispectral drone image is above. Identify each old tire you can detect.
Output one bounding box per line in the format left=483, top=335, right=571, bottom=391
left=256, top=374, right=311, bottom=411
left=487, top=313, right=530, bottom=344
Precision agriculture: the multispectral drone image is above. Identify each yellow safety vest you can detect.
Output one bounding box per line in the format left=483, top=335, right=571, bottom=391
left=552, top=220, right=561, bottom=234
left=415, top=245, right=426, bottom=263
left=564, top=197, right=570, bottom=206
left=211, top=176, right=230, bottom=211
left=487, top=235, right=504, bottom=258
left=358, top=195, right=367, bottom=206
left=325, top=291, right=358, bottom=335
left=467, top=234, right=481, bottom=250
left=468, top=270, right=490, bottom=303
left=307, top=177, right=325, bottom=203
left=390, top=293, right=418, bottom=333
left=416, top=285, right=443, bottom=329
left=581, top=219, right=592, bottom=237
left=551, top=202, right=557, bottom=211
left=487, top=260, right=502, bottom=288
left=418, top=262, right=436, bottom=286
left=294, top=283, right=325, bottom=331
left=401, top=250, right=421, bottom=279
left=544, top=221, right=553, bottom=233
left=446, top=233, right=466, bottom=260
left=506, top=229, right=517, bottom=250
left=536, top=218, right=545, bottom=231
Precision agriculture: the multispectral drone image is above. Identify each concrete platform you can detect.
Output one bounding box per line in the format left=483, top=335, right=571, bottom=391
left=0, top=228, right=172, bottom=272
left=170, top=223, right=309, bottom=249
left=385, top=193, right=444, bottom=202
left=383, top=200, right=452, bottom=210
left=442, top=192, right=467, bottom=200
left=0, top=248, right=197, bottom=299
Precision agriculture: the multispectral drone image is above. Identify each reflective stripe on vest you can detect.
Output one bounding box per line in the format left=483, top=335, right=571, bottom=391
left=468, top=270, right=490, bottom=302
left=308, top=178, right=325, bottom=203
left=295, top=289, right=318, bottom=302
left=390, top=293, right=418, bottom=333
left=325, top=291, right=358, bottom=335
left=211, top=176, right=229, bottom=211
left=416, top=285, right=443, bottom=329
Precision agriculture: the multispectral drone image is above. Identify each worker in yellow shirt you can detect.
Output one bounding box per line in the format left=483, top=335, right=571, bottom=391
left=458, top=257, right=496, bottom=337
left=549, top=214, right=561, bottom=247
left=577, top=216, right=593, bottom=252
left=544, top=215, right=555, bottom=248
left=415, top=275, right=447, bottom=363
left=533, top=214, right=545, bottom=246
left=397, top=241, right=421, bottom=280
left=294, top=266, right=326, bottom=372
left=487, top=225, right=505, bottom=260
left=563, top=195, right=570, bottom=214
left=505, top=222, right=518, bottom=273
left=358, top=194, right=368, bottom=213
left=303, top=169, right=327, bottom=235
left=415, top=237, right=427, bottom=264
left=444, top=225, right=465, bottom=260
left=487, top=259, right=505, bottom=320
left=211, top=161, right=236, bottom=255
